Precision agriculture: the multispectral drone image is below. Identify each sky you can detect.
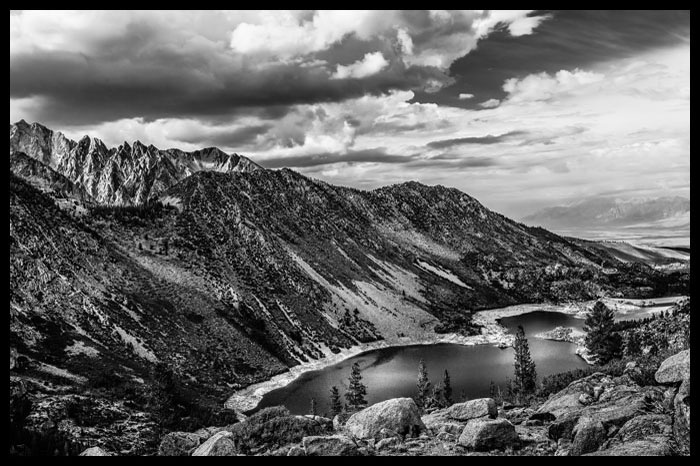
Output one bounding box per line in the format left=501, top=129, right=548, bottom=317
left=9, top=10, right=690, bottom=218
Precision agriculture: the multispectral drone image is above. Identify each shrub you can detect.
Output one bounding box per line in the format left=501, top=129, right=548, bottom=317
left=228, top=406, right=330, bottom=454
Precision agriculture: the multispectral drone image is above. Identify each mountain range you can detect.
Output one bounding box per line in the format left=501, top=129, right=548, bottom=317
left=522, top=196, right=690, bottom=231
left=9, top=121, right=685, bottom=427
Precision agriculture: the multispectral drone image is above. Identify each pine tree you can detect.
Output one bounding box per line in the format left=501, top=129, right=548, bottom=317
left=624, top=331, right=642, bottom=357
left=584, top=301, right=622, bottom=364
left=429, top=382, right=444, bottom=409
left=309, top=398, right=317, bottom=416
left=344, top=362, right=367, bottom=412
left=329, top=386, right=343, bottom=417
left=512, top=325, right=537, bottom=400
left=415, top=358, right=431, bottom=409
left=442, top=369, right=453, bottom=406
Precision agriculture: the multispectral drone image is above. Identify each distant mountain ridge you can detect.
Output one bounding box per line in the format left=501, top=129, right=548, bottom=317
left=522, top=196, right=690, bottom=230
left=9, top=120, right=261, bottom=205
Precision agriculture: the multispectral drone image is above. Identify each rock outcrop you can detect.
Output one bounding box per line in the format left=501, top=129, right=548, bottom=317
left=539, top=372, right=666, bottom=443
left=652, top=350, right=691, bottom=454
left=422, top=398, right=498, bottom=435
left=345, top=398, right=425, bottom=440
left=654, top=349, right=690, bottom=384
left=457, top=418, right=518, bottom=451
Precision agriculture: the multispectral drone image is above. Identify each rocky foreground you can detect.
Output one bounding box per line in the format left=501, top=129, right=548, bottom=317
left=75, top=349, right=689, bottom=456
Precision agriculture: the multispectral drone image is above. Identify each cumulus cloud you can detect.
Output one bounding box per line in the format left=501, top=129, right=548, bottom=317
left=332, top=52, right=389, bottom=79
left=458, top=93, right=474, bottom=100
left=503, top=69, right=604, bottom=102
left=478, top=98, right=501, bottom=108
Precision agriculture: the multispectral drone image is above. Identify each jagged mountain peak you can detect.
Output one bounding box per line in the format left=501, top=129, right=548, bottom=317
left=9, top=121, right=263, bottom=205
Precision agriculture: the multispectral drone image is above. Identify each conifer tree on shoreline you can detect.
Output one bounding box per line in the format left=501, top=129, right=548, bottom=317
left=443, top=369, right=453, bottom=406
left=344, top=362, right=367, bottom=412
left=329, top=386, right=343, bottom=417
left=416, top=358, right=431, bottom=409
left=512, top=325, right=537, bottom=401
left=584, top=301, right=622, bottom=364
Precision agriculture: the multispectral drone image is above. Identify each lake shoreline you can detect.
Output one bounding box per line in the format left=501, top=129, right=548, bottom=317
left=224, top=295, right=686, bottom=412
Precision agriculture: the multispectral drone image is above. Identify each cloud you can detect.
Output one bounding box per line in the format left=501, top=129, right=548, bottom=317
left=458, top=93, right=474, bottom=100
left=426, top=131, right=527, bottom=149
left=503, top=69, right=604, bottom=103
left=10, top=10, right=551, bottom=126
left=478, top=98, right=501, bottom=108
left=332, top=52, right=389, bottom=79
left=259, top=148, right=410, bottom=168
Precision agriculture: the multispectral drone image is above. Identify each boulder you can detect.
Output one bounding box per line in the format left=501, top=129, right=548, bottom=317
left=447, top=398, right=497, bottom=421
left=302, top=435, right=360, bottom=456
left=421, top=410, right=463, bottom=435
left=79, top=446, right=112, bottom=456
left=345, top=398, right=425, bottom=440
left=537, top=372, right=610, bottom=417
left=569, top=417, right=606, bottom=456
left=158, top=431, right=202, bottom=456
left=457, top=418, right=518, bottom=451
left=191, top=431, right=237, bottom=456
left=673, top=378, right=690, bottom=454
left=654, top=349, right=690, bottom=384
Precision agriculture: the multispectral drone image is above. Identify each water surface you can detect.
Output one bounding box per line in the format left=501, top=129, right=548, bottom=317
left=255, top=310, right=589, bottom=415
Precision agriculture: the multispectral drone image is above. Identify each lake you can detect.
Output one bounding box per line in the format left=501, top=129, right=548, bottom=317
left=254, top=310, right=590, bottom=415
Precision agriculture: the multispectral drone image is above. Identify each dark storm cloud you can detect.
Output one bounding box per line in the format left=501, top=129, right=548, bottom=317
left=426, top=131, right=527, bottom=149
left=10, top=32, right=452, bottom=127
left=258, top=148, right=411, bottom=169
left=414, top=10, right=690, bottom=107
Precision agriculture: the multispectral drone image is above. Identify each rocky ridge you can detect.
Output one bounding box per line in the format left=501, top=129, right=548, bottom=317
left=10, top=120, right=260, bottom=205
